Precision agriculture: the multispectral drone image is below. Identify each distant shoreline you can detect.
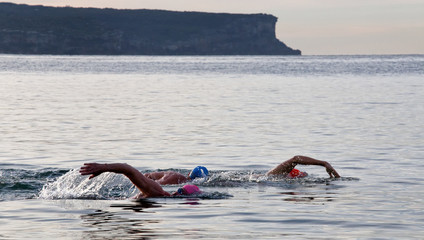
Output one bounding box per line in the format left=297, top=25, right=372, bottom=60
left=0, top=3, right=301, bottom=55
left=1, top=53, right=421, bottom=57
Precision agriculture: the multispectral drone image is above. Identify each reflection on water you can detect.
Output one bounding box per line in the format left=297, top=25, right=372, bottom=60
left=179, top=199, right=202, bottom=205
left=80, top=198, right=206, bottom=239
left=81, top=211, right=160, bottom=239
left=280, top=191, right=336, bottom=203
left=111, top=198, right=162, bottom=212
left=81, top=199, right=162, bottom=239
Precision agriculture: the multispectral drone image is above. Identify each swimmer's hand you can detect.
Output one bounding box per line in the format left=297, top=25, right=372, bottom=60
left=324, top=162, right=340, bottom=178
left=79, top=163, right=106, bottom=179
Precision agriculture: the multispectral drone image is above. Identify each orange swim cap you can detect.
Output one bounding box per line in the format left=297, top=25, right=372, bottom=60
left=288, top=169, right=307, bottom=178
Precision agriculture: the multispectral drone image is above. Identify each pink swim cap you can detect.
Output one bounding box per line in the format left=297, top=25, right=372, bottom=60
left=177, top=184, right=201, bottom=195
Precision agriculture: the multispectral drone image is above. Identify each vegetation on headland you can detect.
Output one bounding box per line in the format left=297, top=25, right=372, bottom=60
left=0, top=3, right=301, bottom=55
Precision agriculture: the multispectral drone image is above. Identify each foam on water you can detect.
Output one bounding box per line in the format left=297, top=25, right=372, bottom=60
left=37, top=169, right=227, bottom=200
left=38, top=169, right=136, bottom=200
left=36, top=168, right=240, bottom=200
left=1, top=165, right=357, bottom=201
left=39, top=168, right=348, bottom=200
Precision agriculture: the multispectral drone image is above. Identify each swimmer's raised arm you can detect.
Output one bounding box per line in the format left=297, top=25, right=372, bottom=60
left=266, top=155, right=340, bottom=178
left=79, top=163, right=170, bottom=197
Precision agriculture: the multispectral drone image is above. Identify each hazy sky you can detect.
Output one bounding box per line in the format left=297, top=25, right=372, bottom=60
left=6, top=0, right=424, bottom=55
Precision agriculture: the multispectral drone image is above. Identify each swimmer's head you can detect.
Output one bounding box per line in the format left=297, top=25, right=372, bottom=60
left=288, top=169, right=308, bottom=178
left=189, top=166, right=208, bottom=180
left=175, top=184, right=201, bottom=195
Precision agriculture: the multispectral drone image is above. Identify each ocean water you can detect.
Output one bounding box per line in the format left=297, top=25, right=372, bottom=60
left=0, top=55, right=423, bottom=239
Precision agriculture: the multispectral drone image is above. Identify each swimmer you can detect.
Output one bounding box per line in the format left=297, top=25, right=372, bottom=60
left=143, top=166, right=208, bottom=185
left=79, top=155, right=339, bottom=198
left=79, top=163, right=202, bottom=198
left=267, top=155, right=340, bottom=178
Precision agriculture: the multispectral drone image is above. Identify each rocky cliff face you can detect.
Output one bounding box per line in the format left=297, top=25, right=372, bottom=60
left=0, top=3, right=301, bottom=55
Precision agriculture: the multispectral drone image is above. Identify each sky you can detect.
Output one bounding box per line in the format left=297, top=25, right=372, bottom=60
left=4, top=0, right=424, bottom=55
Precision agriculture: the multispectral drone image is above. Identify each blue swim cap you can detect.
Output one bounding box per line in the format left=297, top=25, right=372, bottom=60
left=189, top=166, right=208, bottom=179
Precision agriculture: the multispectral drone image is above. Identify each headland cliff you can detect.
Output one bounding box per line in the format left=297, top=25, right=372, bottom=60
left=0, top=3, right=301, bottom=55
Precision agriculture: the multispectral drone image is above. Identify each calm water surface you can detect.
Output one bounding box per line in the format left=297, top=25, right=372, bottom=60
left=1, top=55, right=423, bottom=239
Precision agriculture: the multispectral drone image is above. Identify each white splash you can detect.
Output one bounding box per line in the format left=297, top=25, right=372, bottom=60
left=38, top=169, right=136, bottom=200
